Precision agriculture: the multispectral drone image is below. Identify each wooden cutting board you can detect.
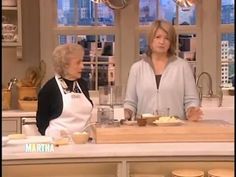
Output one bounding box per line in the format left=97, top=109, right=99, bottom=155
left=94, top=120, right=234, bottom=144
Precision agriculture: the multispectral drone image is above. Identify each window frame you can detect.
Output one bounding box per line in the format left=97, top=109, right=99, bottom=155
left=39, top=0, right=234, bottom=97
left=218, top=0, right=234, bottom=89
left=54, top=1, right=121, bottom=92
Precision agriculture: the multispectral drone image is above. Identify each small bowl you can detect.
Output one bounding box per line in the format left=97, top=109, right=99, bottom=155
left=137, top=118, right=147, bottom=126
left=71, top=132, right=89, bottom=144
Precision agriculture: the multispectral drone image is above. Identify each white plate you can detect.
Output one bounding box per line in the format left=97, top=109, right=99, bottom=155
left=153, top=120, right=185, bottom=126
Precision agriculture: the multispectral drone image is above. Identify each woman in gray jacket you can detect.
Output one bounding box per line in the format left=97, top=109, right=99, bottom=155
left=124, top=19, right=203, bottom=121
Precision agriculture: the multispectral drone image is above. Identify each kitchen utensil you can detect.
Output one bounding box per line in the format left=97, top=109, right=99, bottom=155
left=81, top=122, right=97, bottom=132
left=155, top=107, right=170, bottom=117
left=7, top=77, right=17, bottom=90
left=16, top=60, right=46, bottom=87
left=35, top=60, right=46, bottom=87
left=97, top=106, right=114, bottom=125
left=2, top=88, right=11, bottom=110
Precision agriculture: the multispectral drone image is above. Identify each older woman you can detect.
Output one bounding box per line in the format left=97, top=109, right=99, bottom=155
left=36, top=43, right=93, bottom=137
left=124, top=19, right=203, bottom=121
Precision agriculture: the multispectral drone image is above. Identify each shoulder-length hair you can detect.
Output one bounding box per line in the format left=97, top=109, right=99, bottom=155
left=146, top=19, right=176, bottom=57
left=52, top=43, right=84, bottom=77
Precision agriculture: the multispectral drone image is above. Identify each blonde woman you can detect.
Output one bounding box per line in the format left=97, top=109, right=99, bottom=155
left=124, top=19, right=203, bottom=121
left=36, top=43, right=93, bottom=137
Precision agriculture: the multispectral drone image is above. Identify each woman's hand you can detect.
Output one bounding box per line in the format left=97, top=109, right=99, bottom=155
left=186, top=107, right=203, bottom=122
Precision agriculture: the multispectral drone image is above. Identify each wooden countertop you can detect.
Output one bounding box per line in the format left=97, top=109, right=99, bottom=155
left=95, top=120, right=234, bottom=143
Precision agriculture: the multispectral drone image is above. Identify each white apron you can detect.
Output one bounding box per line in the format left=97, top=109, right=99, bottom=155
left=45, top=75, right=93, bottom=138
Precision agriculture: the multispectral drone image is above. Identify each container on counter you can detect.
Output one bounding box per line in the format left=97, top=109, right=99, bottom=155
left=2, top=89, right=11, bottom=110
left=97, top=106, right=114, bottom=126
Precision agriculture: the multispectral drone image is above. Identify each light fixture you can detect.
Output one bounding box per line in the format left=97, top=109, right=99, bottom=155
left=173, top=0, right=198, bottom=8
left=90, top=0, right=129, bottom=10
left=91, top=0, right=104, bottom=3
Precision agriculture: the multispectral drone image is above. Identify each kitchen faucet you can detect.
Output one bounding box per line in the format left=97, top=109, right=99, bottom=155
left=196, top=72, right=223, bottom=107
left=7, top=77, right=18, bottom=90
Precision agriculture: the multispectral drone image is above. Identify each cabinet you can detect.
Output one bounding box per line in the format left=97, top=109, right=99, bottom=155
left=2, top=117, right=22, bottom=136
left=2, top=110, right=37, bottom=136
left=2, top=0, right=22, bottom=47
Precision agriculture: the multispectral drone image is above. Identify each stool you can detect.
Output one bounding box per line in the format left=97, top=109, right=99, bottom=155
left=172, top=169, right=204, bottom=177
left=131, top=174, right=165, bottom=177
left=208, top=168, right=234, bottom=177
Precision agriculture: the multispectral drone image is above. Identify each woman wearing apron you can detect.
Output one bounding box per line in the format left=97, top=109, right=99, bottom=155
left=36, top=43, right=93, bottom=139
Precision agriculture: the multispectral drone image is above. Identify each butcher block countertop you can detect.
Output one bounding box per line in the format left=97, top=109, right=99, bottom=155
left=94, top=120, right=234, bottom=144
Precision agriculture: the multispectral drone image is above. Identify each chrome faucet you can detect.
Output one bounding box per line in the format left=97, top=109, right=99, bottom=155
left=196, top=72, right=223, bottom=107
left=7, top=77, right=18, bottom=90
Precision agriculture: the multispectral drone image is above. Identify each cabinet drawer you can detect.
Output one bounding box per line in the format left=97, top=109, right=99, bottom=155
left=2, top=118, right=21, bottom=133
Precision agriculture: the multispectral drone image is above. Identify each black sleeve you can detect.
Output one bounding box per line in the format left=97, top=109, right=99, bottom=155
left=36, top=78, right=63, bottom=135
left=78, top=78, right=93, bottom=106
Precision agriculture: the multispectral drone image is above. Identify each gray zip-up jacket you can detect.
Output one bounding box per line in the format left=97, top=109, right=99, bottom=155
left=124, top=55, right=199, bottom=119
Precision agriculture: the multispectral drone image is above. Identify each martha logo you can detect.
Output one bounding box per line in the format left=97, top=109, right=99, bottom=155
left=25, top=143, right=54, bottom=152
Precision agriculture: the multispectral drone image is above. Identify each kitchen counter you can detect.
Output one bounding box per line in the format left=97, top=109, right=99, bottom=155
left=2, top=140, right=234, bottom=177
left=3, top=141, right=234, bottom=160
left=2, top=109, right=36, bottom=117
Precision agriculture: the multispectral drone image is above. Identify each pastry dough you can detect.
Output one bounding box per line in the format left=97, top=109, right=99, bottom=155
left=157, top=116, right=178, bottom=123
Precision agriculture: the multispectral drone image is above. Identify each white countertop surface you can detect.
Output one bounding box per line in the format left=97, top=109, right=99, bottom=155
left=2, top=110, right=36, bottom=117
left=2, top=136, right=234, bottom=161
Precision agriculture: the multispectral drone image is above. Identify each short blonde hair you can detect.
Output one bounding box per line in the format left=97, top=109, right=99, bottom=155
left=146, top=19, right=176, bottom=57
left=52, top=43, right=84, bottom=77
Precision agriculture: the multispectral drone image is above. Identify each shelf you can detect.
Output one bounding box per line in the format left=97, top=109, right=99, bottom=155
left=2, top=6, right=18, bottom=10
left=2, top=0, right=22, bottom=50
left=2, top=42, right=21, bottom=47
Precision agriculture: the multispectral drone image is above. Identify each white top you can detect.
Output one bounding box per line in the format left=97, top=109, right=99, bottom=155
left=124, top=55, right=199, bottom=119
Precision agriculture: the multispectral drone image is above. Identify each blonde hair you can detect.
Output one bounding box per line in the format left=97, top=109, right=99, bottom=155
left=52, top=43, right=84, bottom=77
left=146, top=19, right=176, bottom=57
